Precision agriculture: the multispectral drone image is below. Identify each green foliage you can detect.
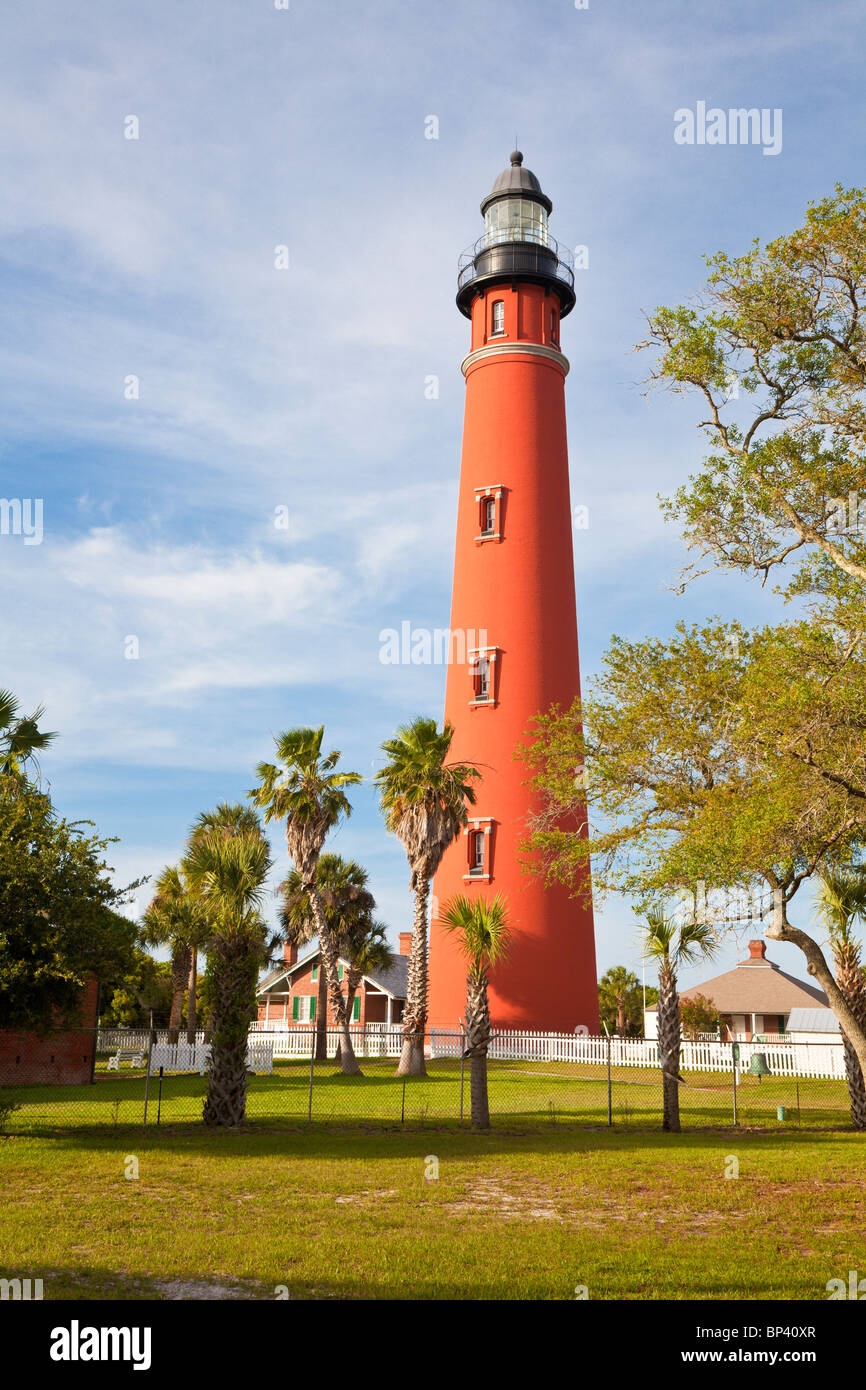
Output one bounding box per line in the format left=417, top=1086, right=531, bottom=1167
left=521, top=617, right=866, bottom=927
left=440, top=894, right=511, bottom=974
left=0, top=689, right=56, bottom=780
left=375, top=715, right=480, bottom=885
left=597, top=966, right=656, bottom=1037
left=641, top=184, right=866, bottom=608
left=99, top=950, right=173, bottom=1028
left=0, top=777, right=139, bottom=1032
left=249, top=726, right=361, bottom=880
left=680, top=993, right=722, bottom=1039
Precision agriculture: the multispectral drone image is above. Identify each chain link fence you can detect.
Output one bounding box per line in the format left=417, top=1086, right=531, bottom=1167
left=0, top=1028, right=855, bottom=1134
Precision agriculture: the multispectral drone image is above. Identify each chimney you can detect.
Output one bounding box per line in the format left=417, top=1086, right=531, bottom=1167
left=283, top=942, right=298, bottom=965
left=748, top=940, right=767, bottom=961
left=399, top=932, right=412, bottom=957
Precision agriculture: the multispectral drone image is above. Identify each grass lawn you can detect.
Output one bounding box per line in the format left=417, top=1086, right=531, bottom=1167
left=2, top=1057, right=853, bottom=1132
left=0, top=1123, right=864, bottom=1300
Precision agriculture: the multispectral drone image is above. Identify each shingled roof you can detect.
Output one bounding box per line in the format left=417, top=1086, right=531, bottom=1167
left=257, top=945, right=408, bottom=1000
left=647, top=940, right=828, bottom=1014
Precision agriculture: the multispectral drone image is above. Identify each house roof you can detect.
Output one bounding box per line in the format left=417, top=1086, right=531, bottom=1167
left=786, top=1007, right=841, bottom=1034
left=646, top=941, right=828, bottom=1014
left=257, top=947, right=408, bottom=1001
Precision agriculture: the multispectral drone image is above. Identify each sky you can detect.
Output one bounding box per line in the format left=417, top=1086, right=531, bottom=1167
left=1, top=0, right=863, bottom=996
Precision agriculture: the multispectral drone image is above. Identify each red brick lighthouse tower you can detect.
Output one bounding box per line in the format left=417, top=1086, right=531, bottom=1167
left=427, top=152, right=599, bottom=1034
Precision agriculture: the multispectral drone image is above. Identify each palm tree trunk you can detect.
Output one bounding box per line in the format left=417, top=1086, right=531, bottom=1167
left=168, top=945, right=190, bottom=1045
left=657, top=962, right=681, bottom=1133
left=767, top=897, right=866, bottom=1081
left=186, top=949, right=198, bottom=1044
left=396, top=875, right=429, bottom=1077
left=833, top=941, right=866, bottom=1131
left=465, top=966, right=491, bottom=1129
left=315, top=961, right=328, bottom=1061
left=307, top=884, right=361, bottom=1075
left=203, top=936, right=258, bottom=1127
left=336, top=971, right=362, bottom=1065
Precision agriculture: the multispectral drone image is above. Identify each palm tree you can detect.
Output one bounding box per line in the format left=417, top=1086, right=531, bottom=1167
left=639, top=905, right=719, bottom=1133
left=184, top=821, right=273, bottom=1127
left=816, top=868, right=866, bottom=1130
left=598, top=966, right=640, bottom=1036
left=141, top=866, right=199, bottom=1044
left=0, top=689, right=56, bottom=781
left=374, top=717, right=480, bottom=1077
left=334, top=918, right=393, bottom=1064
left=342, top=919, right=393, bottom=1025
left=185, top=803, right=263, bottom=1042
left=278, top=853, right=376, bottom=1060
left=441, top=893, right=510, bottom=1130
left=249, top=726, right=364, bottom=1075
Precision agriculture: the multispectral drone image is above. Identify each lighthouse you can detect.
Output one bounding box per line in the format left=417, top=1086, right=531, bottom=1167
left=427, top=152, right=599, bottom=1034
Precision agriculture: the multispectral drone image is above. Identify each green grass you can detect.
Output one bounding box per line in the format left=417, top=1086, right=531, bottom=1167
left=0, top=1125, right=864, bottom=1300
left=0, top=1057, right=853, bottom=1134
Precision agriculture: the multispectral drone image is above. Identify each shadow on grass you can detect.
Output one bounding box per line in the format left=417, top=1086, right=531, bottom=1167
left=0, top=1257, right=834, bottom=1301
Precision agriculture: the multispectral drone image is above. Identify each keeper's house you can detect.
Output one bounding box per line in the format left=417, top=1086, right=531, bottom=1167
left=644, top=940, right=829, bottom=1042
left=255, top=935, right=409, bottom=1029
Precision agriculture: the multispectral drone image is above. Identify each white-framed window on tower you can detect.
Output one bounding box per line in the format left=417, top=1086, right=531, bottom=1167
left=463, top=818, right=495, bottom=883
left=491, top=299, right=505, bottom=336
left=474, top=485, right=505, bottom=543
left=476, top=656, right=490, bottom=702
left=470, top=830, right=485, bottom=876
left=469, top=645, right=500, bottom=706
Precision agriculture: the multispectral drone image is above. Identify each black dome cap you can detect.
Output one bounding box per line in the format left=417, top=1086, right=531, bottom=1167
left=480, top=150, right=553, bottom=216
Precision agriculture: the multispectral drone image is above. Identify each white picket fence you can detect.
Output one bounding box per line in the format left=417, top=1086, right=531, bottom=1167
left=265, top=1025, right=403, bottom=1059
left=101, top=1025, right=847, bottom=1081
left=98, top=1029, right=207, bottom=1052
left=147, top=1038, right=274, bottom=1076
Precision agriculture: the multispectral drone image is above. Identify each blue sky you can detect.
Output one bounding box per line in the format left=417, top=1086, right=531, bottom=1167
left=1, top=0, right=863, bottom=994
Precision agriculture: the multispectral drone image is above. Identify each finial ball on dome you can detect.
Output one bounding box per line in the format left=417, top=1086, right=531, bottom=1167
left=510, top=150, right=523, bottom=166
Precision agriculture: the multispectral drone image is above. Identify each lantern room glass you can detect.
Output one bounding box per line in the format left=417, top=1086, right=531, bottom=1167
left=483, top=198, right=549, bottom=248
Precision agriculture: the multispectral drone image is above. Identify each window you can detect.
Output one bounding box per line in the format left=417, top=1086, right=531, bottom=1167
left=311, top=963, right=318, bottom=982
left=475, top=657, right=490, bottom=702
left=480, top=496, right=495, bottom=535
left=352, top=996, right=361, bottom=1022
left=338, top=961, right=344, bottom=981
left=491, top=299, right=505, bottom=335
left=469, top=831, right=485, bottom=876
left=469, top=646, right=499, bottom=706
left=550, top=308, right=558, bottom=343
left=483, top=197, right=549, bottom=247
left=292, top=995, right=316, bottom=1022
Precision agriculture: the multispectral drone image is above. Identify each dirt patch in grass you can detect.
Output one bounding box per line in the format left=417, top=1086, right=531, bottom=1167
left=153, top=1278, right=261, bottom=1300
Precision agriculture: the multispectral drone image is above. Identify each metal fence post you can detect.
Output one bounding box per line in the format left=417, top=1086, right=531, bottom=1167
left=307, top=1026, right=315, bottom=1122
left=156, top=1066, right=164, bottom=1126
left=401, top=1078, right=406, bottom=1124
left=142, top=1017, right=153, bottom=1127
left=606, top=1032, right=612, bottom=1126
left=732, top=1041, right=739, bottom=1127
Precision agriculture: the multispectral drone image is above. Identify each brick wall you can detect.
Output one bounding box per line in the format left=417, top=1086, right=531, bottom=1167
left=0, top=977, right=99, bottom=1085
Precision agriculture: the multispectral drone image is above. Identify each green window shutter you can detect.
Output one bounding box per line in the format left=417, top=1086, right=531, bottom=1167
left=311, top=963, right=318, bottom=982
left=338, top=962, right=344, bottom=981
left=292, top=996, right=299, bottom=1021
left=352, top=996, right=360, bottom=1022
left=309, top=995, right=316, bottom=1021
